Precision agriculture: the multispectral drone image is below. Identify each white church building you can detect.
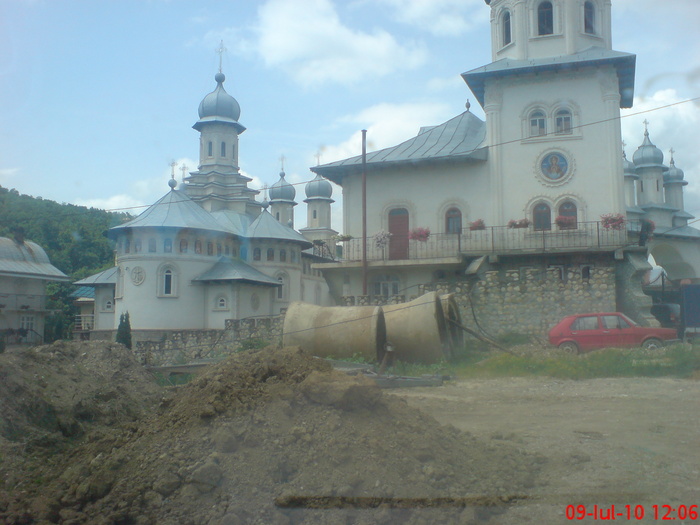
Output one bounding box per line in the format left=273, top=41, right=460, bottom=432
left=76, top=0, right=700, bottom=345
left=75, top=71, right=335, bottom=337
left=311, top=0, right=700, bottom=333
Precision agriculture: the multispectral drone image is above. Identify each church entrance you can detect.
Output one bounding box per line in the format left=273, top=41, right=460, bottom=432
left=388, top=208, right=409, bottom=260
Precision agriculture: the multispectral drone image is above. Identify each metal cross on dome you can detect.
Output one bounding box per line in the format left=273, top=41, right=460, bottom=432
left=216, top=40, right=227, bottom=73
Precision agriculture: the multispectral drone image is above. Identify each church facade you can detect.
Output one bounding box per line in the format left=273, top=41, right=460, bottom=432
left=76, top=72, right=335, bottom=336
left=311, top=0, right=699, bottom=333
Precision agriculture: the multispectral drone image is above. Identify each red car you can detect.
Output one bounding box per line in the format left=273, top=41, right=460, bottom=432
left=548, top=312, right=678, bottom=353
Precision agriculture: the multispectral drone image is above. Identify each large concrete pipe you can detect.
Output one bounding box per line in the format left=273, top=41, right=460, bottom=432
left=382, top=292, right=448, bottom=364
left=440, top=293, right=464, bottom=359
left=283, top=302, right=386, bottom=361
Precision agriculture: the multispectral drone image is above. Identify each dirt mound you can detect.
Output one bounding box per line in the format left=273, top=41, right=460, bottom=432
left=1, top=344, right=544, bottom=524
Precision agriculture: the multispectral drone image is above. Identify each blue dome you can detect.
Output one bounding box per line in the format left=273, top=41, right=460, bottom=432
left=198, top=73, right=241, bottom=121
left=269, top=170, right=296, bottom=202
left=305, top=173, right=333, bottom=199
left=664, top=158, right=685, bottom=183
left=633, top=130, right=664, bottom=168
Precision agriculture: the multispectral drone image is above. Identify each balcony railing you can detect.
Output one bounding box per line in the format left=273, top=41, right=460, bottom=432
left=0, top=293, right=47, bottom=311
left=74, top=315, right=95, bottom=331
left=337, top=220, right=634, bottom=263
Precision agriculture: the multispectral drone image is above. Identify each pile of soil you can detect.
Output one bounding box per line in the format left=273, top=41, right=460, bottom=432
left=0, top=342, right=545, bottom=524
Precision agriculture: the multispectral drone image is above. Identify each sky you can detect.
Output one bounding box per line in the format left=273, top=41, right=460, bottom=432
left=1, top=0, right=699, bottom=231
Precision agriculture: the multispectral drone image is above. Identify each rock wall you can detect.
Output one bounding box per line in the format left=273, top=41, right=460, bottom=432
left=131, top=317, right=284, bottom=366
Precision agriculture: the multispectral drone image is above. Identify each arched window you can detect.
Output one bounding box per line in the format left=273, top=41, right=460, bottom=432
left=124, top=240, right=131, bottom=254
left=164, top=238, right=172, bottom=253
left=445, top=208, right=462, bottom=234
left=558, top=201, right=578, bottom=229
left=584, top=1, right=596, bottom=34
left=221, top=142, right=226, bottom=157
left=148, top=238, right=157, bottom=253
left=280, top=249, right=287, bottom=262
left=216, top=243, right=222, bottom=256
left=216, top=296, right=227, bottom=309
left=530, top=110, right=546, bottom=136
left=195, top=240, right=202, bottom=254
left=104, top=299, right=113, bottom=311
left=290, top=249, right=297, bottom=263
left=134, top=239, right=142, bottom=253
left=267, top=248, right=275, bottom=261
left=179, top=239, right=188, bottom=253
left=555, top=109, right=572, bottom=134
left=313, top=209, right=317, bottom=219
left=277, top=275, right=286, bottom=300
left=533, top=203, right=552, bottom=230
left=502, top=10, right=512, bottom=46
left=207, top=141, right=213, bottom=157
left=158, top=265, right=178, bottom=297
left=253, top=248, right=261, bottom=261
left=538, top=1, right=553, bottom=35
left=207, top=242, right=213, bottom=256
left=275, top=212, right=280, bottom=221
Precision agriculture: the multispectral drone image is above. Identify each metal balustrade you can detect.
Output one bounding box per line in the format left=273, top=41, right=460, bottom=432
left=337, top=220, right=634, bottom=262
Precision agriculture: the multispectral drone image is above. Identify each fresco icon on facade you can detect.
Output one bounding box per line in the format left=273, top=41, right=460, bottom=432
left=541, top=152, right=568, bottom=180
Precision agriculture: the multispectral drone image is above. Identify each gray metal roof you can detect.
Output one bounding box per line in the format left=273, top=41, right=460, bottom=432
left=108, top=189, right=232, bottom=238
left=462, top=47, right=636, bottom=108
left=192, top=257, right=281, bottom=286
left=73, top=266, right=118, bottom=286
left=0, top=237, right=69, bottom=281
left=311, top=110, right=487, bottom=183
left=210, top=209, right=253, bottom=237
left=247, top=210, right=313, bottom=248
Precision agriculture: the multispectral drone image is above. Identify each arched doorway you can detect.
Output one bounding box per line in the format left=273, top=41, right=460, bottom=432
left=388, top=208, right=409, bottom=260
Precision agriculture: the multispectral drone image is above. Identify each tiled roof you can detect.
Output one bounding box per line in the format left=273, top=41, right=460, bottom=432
left=73, top=266, right=118, bottom=286
left=463, top=47, right=636, bottom=108
left=311, top=110, right=487, bottom=183
left=192, top=257, right=281, bottom=286
left=247, top=210, right=313, bottom=248
left=0, top=237, right=69, bottom=281
left=108, top=190, right=231, bottom=237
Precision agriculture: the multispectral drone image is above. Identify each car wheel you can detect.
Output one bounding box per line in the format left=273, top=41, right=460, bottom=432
left=558, top=342, right=579, bottom=354
left=642, top=338, right=663, bottom=350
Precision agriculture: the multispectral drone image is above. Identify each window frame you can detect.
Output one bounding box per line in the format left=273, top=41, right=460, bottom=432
left=530, top=110, right=547, bottom=137
left=533, top=202, right=552, bottom=231
left=502, top=10, right=512, bottom=46
left=445, top=207, right=462, bottom=234
left=537, top=1, right=554, bottom=36
left=584, top=1, right=596, bottom=35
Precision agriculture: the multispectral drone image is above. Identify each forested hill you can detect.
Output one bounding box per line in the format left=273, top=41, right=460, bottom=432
left=0, top=185, right=132, bottom=279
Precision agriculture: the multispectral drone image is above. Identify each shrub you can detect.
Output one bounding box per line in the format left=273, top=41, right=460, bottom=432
left=116, top=312, right=132, bottom=350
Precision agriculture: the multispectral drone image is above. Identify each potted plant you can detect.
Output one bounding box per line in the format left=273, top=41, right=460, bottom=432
left=555, top=215, right=576, bottom=229
left=600, top=213, right=625, bottom=230
left=508, top=218, right=530, bottom=229
left=373, top=230, right=392, bottom=249
left=469, top=219, right=486, bottom=231
left=408, top=227, right=430, bottom=242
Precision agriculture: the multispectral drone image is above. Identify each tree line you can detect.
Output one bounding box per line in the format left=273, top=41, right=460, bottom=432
left=0, top=185, right=132, bottom=342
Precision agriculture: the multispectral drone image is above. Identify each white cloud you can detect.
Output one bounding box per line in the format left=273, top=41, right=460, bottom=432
left=318, top=101, right=451, bottom=163
left=377, top=0, right=487, bottom=36
left=0, top=168, right=19, bottom=186
left=621, top=89, right=700, bottom=215
left=249, top=0, right=428, bottom=87
left=73, top=194, right=148, bottom=213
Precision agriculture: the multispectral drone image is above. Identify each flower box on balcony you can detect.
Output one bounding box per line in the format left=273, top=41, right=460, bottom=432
left=555, top=215, right=577, bottom=229
left=508, top=218, right=530, bottom=229
left=408, top=227, right=431, bottom=242
left=469, top=219, right=486, bottom=231
left=600, top=213, right=625, bottom=230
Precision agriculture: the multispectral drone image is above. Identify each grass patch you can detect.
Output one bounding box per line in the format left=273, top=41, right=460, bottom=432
left=453, top=344, right=700, bottom=380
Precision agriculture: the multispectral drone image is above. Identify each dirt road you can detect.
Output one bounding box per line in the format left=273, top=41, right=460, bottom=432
left=389, top=377, right=700, bottom=524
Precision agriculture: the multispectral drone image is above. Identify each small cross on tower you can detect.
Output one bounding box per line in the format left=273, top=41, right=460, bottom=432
left=216, top=40, right=226, bottom=73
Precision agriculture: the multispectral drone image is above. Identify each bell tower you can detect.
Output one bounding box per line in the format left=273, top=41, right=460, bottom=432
left=464, top=0, right=634, bottom=227
left=486, top=0, right=612, bottom=62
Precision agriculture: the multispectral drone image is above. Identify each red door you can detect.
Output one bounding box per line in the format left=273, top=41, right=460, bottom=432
left=388, top=208, right=409, bottom=260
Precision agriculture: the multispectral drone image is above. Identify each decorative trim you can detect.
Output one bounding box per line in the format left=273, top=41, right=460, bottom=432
left=130, top=266, right=146, bottom=286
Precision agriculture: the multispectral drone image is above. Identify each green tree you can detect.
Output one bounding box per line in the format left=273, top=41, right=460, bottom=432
left=116, top=312, right=132, bottom=349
